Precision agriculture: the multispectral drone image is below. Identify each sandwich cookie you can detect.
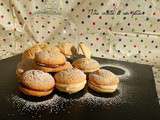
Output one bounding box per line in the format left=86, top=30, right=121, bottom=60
left=88, top=69, right=119, bottom=93
left=19, top=70, right=55, bottom=97
left=54, top=68, right=86, bottom=94
left=34, top=51, right=72, bottom=72
left=72, top=58, right=100, bottom=73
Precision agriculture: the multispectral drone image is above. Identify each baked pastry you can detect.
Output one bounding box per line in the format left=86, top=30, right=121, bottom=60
left=78, top=42, right=91, bottom=58
left=72, top=58, right=100, bottom=73
left=22, top=43, right=48, bottom=60
left=42, top=44, right=60, bottom=53
left=57, top=41, right=77, bottom=57
left=88, top=69, right=119, bottom=93
left=22, top=43, right=61, bottom=60
left=34, top=51, right=72, bottom=72
left=19, top=70, right=55, bottom=97
left=54, top=68, right=86, bottom=94
left=16, top=59, right=34, bottom=81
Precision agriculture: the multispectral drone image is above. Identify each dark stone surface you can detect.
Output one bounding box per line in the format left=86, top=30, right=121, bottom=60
left=0, top=55, right=159, bottom=120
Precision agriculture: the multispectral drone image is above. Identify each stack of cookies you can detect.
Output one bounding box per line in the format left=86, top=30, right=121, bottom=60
left=16, top=41, right=119, bottom=97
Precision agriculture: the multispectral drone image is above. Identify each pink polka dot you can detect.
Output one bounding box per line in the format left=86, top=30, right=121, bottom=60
left=80, top=33, right=83, bottom=36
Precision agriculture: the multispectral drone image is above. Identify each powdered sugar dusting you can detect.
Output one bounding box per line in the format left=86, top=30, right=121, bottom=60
left=9, top=93, right=62, bottom=114
left=23, top=70, right=54, bottom=83
left=7, top=87, right=122, bottom=119
left=76, top=91, right=122, bottom=108
left=22, top=70, right=55, bottom=89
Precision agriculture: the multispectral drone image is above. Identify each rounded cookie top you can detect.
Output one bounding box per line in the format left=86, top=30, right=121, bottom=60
left=42, top=44, right=60, bottom=53
left=22, top=45, right=42, bottom=60
left=35, top=51, right=66, bottom=65
left=72, top=58, right=100, bottom=72
left=55, top=68, right=86, bottom=84
left=22, top=70, right=55, bottom=91
left=89, top=69, right=119, bottom=86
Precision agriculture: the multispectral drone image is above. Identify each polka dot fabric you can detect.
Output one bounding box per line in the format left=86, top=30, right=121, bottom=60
left=0, top=0, right=160, bottom=66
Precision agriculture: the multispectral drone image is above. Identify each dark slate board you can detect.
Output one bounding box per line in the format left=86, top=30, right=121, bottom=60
left=0, top=55, right=159, bottom=120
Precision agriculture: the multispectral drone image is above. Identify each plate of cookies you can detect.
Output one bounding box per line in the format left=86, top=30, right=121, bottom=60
left=0, top=41, right=159, bottom=120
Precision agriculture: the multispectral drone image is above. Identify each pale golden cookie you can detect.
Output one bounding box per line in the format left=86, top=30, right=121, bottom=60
left=55, top=68, right=86, bottom=94
left=35, top=51, right=66, bottom=66
left=42, top=44, right=60, bottom=53
left=72, top=58, right=100, bottom=73
left=22, top=43, right=48, bottom=60
left=22, top=70, right=55, bottom=91
left=79, top=42, right=91, bottom=58
left=88, top=69, right=119, bottom=93
left=19, top=70, right=55, bottom=97
left=57, top=41, right=75, bottom=56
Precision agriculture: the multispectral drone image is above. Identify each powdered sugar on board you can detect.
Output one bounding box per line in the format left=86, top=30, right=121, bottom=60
left=8, top=88, right=122, bottom=117
left=9, top=93, right=61, bottom=114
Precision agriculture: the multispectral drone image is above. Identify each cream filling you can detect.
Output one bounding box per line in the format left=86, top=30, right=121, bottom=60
left=56, top=81, right=86, bottom=94
left=36, top=61, right=65, bottom=68
left=83, top=67, right=100, bottom=73
left=89, top=82, right=118, bottom=93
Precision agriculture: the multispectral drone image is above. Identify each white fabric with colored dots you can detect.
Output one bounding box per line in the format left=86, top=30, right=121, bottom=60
left=0, top=0, right=160, bottom=67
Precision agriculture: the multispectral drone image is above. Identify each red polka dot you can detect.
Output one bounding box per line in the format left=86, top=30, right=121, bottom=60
left=1, top=15, right=4, bottom=18
left=96, top=38, right=99, bottom=41
left=92, top=22, right=96, bottom=25
left=134, top=45, right=137, bottom=48
left=28, top=12, right=32, bottom=15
